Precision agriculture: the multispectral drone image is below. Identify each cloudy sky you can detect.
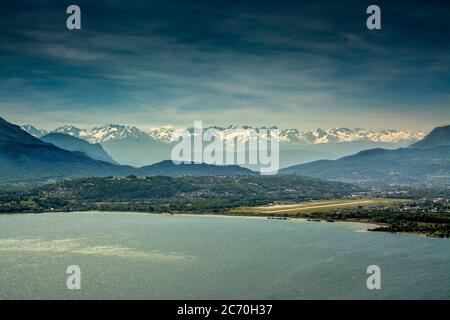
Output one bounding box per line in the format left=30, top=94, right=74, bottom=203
left=0, top=0, right=449, bottom=130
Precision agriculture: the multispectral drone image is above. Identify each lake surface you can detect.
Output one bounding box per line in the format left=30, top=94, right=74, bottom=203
left=0, top=212, right=449, bottom=299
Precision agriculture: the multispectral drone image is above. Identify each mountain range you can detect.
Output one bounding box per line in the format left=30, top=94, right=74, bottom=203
left=23, top=124, right=426, bottom=145
left=41, top=133, right=118, bottom=164
left=2, top=117, right=449, bottom=187
left=21, top=124, right=426, bottom=167
left=0, top=117, right=254, bottom=184
left=0, top=118, right=133, bottom=184
left=409, top=125, right=450, bottom=149
left=281, top=125, right=450, bottom=187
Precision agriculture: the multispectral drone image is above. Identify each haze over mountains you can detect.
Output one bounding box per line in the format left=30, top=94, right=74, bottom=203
left=0, top=117, right=133, bottom=183
left=281, top=125, right=450, bottom=187
left=0, top=117, right=255, bottom=184
left=21, top=124, right=426, bottom=167
left=2, top=116, right=448, bottom=187
left=409, top=125, right=450, bottom=149
left=41, top=133, right=118, bottom=164
left=23, top=123, right=426, bottom=145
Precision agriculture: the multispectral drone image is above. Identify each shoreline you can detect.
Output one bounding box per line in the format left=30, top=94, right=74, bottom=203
left=0, top=209, right=383, bottom=233
left=2, top=209, right=447, bottom=238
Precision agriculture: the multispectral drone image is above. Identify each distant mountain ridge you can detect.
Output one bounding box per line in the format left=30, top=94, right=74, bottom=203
left=21, top=124, right=428, bottom=167
left=281, top=126, right=450, bottom=187
left=4, top=118, right=449, bottom=186
left=408, top=125, right=450, bottom=149
left=52, top=124, right=150, bottom=143
left=0, top=118, right=134, bottom=183
left=20, top=125, right=48, bottom=138
left=137, top=160, right=255, bottom=177
left=41, top=133, right=118, bottom=164
left=22, top=124, right=426, bottom=145
left=1, top=117, right=257, bottom=184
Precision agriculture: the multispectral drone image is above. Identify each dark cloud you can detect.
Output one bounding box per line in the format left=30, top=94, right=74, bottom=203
left=0, top=0, right=449, bottom=129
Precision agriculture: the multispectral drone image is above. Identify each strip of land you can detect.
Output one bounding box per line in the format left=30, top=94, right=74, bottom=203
left=228, top=198, right=450, bottom=238
left=254, top=200, right=375, bottom=213
left=1, top=175, right=448, bottom=238
left=231, top=198, right=409, bottom=215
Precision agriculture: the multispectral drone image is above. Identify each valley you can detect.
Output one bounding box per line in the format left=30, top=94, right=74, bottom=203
left=0, top=176, right=449, bottom=238
left=1, top=116, right=449, bottom=238
left=1, top=0, right=449, bottom=301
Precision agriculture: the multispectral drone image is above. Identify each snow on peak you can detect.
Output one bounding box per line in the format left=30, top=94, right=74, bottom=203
left=21, top=124, right=427, bottom=145
left=49, top=124, right=149, bottom=143
left=20, top=125, right=48, bottom=138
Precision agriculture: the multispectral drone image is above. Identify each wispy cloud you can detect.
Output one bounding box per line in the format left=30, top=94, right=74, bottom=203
left=0, top=0, right=449, bottom=130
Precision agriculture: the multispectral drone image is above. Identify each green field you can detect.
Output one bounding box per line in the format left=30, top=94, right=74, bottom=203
left=230, top=198, right=411, bottom=216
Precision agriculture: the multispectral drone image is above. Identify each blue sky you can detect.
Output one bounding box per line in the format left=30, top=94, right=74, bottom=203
left=0, top=0, right=449, bottom=130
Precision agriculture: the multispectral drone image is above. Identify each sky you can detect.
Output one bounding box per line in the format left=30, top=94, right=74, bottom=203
left=0, top=0, right=449, bottom=130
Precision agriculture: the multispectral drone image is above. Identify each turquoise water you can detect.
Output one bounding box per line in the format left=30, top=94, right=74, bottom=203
left=0, top=212, right=449, bottom=299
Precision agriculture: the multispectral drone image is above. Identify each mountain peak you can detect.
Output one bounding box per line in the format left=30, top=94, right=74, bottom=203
left=41, top=132, right=118, bottom=164
left=51, top=123, right=150, bottom=143
left=1, top=118, right=48, bottom=146
left=21, top=123, right=428, bottom=145
left=409, top=125, right=450, bottom=149
left=20, top=125, right=49, bottom=138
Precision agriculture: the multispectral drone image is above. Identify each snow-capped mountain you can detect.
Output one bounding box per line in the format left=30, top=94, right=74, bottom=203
left=287, top=127, right=426, bottom=144
left=146, top=126, right=176, bottom=143
left=170, top=126, right=426, bottom=145
left=51, top=124, right=151, bottom=143
left=20, top=125, right=48, bottom=138
left=21, top=124, right=427, bottom=145
left=19, top=123, right=428, bottom=168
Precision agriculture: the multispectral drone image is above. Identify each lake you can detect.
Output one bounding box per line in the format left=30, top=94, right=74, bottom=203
left=0, top=212, right=449, bottom=299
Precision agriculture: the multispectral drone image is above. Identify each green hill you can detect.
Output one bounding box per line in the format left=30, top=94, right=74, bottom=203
left=137, top=160, right=255, bottom=176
